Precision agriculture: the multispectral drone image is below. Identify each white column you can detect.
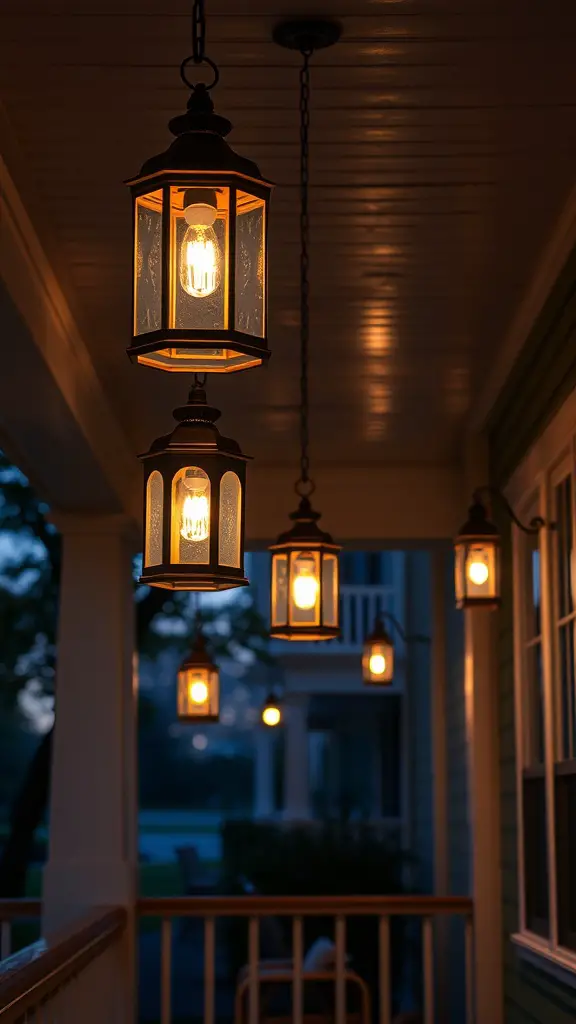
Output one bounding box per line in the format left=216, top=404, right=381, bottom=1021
left=284, top=695, right=310, bottom=820
left=254, top=726, right=275, bottom=820
left=466, top=607, right=503, bottom=1024
left=431, top=549, right=449, bottom=1022
left=43, top=514, right=137, bottom=1017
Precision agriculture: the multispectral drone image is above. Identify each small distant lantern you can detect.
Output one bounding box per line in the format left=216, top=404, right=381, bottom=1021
left=262, top=693, right=282, bottom=727
left=177, top=623, right=219, bottom=721
left=269, top=498, right=341, bottom=641
left=126, top=83, right=273, bottom=374
left=362, top=618, right=394, bottom=685
left=140, top=380, right=249, bottom=591
left=454, top=497, right=501, bottom=609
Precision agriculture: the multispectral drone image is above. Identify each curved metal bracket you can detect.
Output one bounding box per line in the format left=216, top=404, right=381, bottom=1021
left=381, top=611, right=430, bottom=645
left=473, top=485, right=553, bottom=534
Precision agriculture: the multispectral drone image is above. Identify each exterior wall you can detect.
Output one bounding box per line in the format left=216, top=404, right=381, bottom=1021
left=488, top=246, right=576, bottom=1023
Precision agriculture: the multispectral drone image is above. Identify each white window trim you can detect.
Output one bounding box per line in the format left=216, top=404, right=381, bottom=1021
left=506, top=382, right=576, bottom=975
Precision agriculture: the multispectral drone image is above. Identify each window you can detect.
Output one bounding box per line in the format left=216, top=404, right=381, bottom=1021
left=513, top=435, right=576, bottom=962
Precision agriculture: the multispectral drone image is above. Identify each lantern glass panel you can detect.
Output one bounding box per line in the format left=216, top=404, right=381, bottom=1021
left=322, top=553, right=339, bottom=628
left=464, top=540, right=497, bottom=601
left=235, top=191, right=265, bottom=338
left=177, top=666, right=219, bottom=719
left=289, top=550, right=321, bottom=626
left=363, top=641, right=394, bottom=684
left=271, top=553, right=289, bottom=626
left=171, top=467, right=211, bottom=565
left=169, top=186, right=229, bottom=334
left=145, top=470, right=164, bottom=567
left=135, top=189, right=163, bottom=336
left=219, top=471, right=241, bottom=568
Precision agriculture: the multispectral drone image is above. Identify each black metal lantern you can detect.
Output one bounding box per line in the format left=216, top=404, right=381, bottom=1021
left=177, top=618, right=219, bottom=722
left=270, top=498, right=340, bottom=640
left=454, top=497, right=501, bottom=610
left=261, top=692, right=283, bottom=727
left=362, top=618, right=394, bottom=685
left=140, top=379, right=249, bottom=591
left=126, top=1, right=273, bottom=374
left=269, top=21, right=342, bottom=642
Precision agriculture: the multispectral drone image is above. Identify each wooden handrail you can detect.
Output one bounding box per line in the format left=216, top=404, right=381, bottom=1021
left=0, top=900, right=42, bottom=920
left=0, top=906, right=126, bottom=1018
left=138, top=894, right=473, bottom=917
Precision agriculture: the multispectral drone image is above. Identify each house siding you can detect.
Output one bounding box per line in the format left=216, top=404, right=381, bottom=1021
left=488, top=246, right=576, bottom=1023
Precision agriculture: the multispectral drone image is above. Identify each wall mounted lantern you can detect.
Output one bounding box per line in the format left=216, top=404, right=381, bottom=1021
left=363, top=612, right=429, bottom=686
left=126, top=0, right=273, bottom=373
left=140, top=378, right=249, bottom=591
left=455, top=488, right=549, bottom=610
left=269, top=19, right=342, bottom=641
left=177, top=615, right=219, bottom=721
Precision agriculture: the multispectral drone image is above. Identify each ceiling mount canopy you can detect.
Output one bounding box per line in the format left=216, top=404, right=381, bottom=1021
left=126, top=0, right=273, bottom=374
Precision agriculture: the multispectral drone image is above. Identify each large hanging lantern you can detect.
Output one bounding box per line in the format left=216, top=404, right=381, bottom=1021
left=140, top=379, right=249, bottom=591
left=270, top=498, right=340, bottom=640
left=362, top=618, right=394, bottom=685
left=126, top=0, right=273, bottom=374
left=177, top=620, right=219, bottom=721
left=269, top=20, right=342, bottom=642
left=454, top=497, right=501, bottom=610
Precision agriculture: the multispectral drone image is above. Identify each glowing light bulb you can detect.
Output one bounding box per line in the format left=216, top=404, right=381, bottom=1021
left=180, top=491, right=209, bottom=542
left=467, top=559, right=489, bottom=586
left=189, top=679, right=209, bottom=705
left=292, top=556, right=319, bottom=611
left=263, top=706, right=281, bottom=727
left=369, top=653, right=386, bottom=676
left=179, top=200, right=221, bottom=298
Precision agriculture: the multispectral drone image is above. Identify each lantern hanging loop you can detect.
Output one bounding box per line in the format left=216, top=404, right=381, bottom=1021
left=193, top=372, right=207, bottom=389
left=472, top=486, right=549, bottom=535
left=179, top=0, right=220, bottom=92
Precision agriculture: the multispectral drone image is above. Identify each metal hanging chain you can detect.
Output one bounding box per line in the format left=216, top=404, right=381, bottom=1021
left=296, top=49, right=314, bottom=499
left=180, top=0, right=220, bottom=92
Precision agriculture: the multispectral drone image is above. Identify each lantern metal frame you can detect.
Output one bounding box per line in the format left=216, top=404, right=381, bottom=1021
left=140, top=379, right=250, bottom=591
left=177, top=617, right=220, bottom=722
left=126, top=5, right=273, bottom=374
left=362, top=612, right=429, bottom=686
left=454, top=487, right=550, bottom=610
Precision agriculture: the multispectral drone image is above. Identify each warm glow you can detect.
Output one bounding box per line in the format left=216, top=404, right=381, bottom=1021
left=467, top=559, right=489, bottom=586
left=263, top=705, right=281, bottom=727
left=180, top=492, right=209, bottom=542
left=292, top=570, right=319, bottom=610
left=180, top=226, right=221, bottom=298
left=188, top=679, right=209, bottom=705
left=369, top=653, right=386, bottom=676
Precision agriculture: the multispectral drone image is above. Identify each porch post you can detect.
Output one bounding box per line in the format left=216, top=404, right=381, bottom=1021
left=466, top=607, right=503, bottom=1024
left=284, top=694, right=310, bottom=820
left=431, top=548, right=449, bottom=1019
left=254, top=726, right=275, bottom=820
left=43, top=514, right=137, bottom=1016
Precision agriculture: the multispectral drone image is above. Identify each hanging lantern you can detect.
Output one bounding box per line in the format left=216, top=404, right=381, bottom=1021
left=126, top=1, right=273, bottom=374
left=269, top=21, right=342, bottom=642
left=362, top=618, right=394, bottom=685
left=454, top=497, right=501, bottom=609
left=262, top=692, right=283, bottom=727
left=177, top=623, right=219, bottom=721
left=140, top=379, right=249, bottom=591
left=270, top=498, right=340, bottom=640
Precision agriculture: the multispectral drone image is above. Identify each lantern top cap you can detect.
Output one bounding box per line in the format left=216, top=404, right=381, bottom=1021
left=365, top=617, right=393, bottom=648
left=129, top=85, right=271, bottom=185
left=141, top=382, right=249, bottom=461
left=456, top=498, right=500, bottom=542
left=179, top=624, right=218, bottom=674
left=273, top=496, right=340, bottom=548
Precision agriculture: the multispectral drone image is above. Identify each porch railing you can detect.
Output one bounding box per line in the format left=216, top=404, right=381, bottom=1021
left=138, top=894, right=474, bottom=1024
left=272, top=584, right=397, bottom=654
left=0, top=904, right=126, bottom=1022
left=0, top=900, right=42, bottom=962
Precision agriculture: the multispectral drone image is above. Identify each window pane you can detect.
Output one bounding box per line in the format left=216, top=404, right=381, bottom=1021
left=171, top=468, right=210, bottom=565
left=289, top=550, right=320, bottom=626
left=219, top=472, right=241, bottom=568
left=135, top=191, right=162, bottom=335
left=144, top=471, right=163, bottom=567
left=559, top=623, right=576, bottom=760
left=555, top=768, right=576, bottom=951
left=525, top=642, right=545, bottom=766
left=170, top=186, right=228, bottom=332
left=271, top=554, right=288, bottom=627
left=522, top=773, right=549, bottom=937
left=525, top=534, right=541, bottom=639
left=556, top=475, right=574, bottom=620
left=235, top=192, right=265, bottom=337
left=321, top=554, right=339, bottom=628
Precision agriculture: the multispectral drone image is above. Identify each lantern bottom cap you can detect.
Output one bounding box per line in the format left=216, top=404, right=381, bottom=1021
left=456, top=597, right=500, bottom=610
left=269, top=627, right=340, bottom=641
left=140, top=573, right=248, bottom=591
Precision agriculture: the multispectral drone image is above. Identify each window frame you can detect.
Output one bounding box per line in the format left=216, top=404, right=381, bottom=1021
left=510, top=415, right=576, bottom=970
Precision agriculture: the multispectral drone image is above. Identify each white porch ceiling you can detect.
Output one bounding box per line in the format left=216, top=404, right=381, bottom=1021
left=1, top=0, right=576, bottom=491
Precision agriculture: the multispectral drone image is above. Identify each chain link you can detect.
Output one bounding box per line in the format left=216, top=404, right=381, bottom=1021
left=297, top=50, right=312, bottom=492
left=192, top=0, right=206, bottom=64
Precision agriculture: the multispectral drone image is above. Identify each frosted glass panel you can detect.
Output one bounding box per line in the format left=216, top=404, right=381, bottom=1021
left=135, top=191, right=162, bottom=335
left=219, top=472, right=241, bottom=568
left=272, top=554, right=288, bottom=626
left=171, top=187, right=228, bottom=331
left=145, top=471, right=163, bottom=566
left=171, top=467, right=210, bottom=564
left=322, top=553, right=339, bottom=627
left=235, top=192, right=265, bottom=337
